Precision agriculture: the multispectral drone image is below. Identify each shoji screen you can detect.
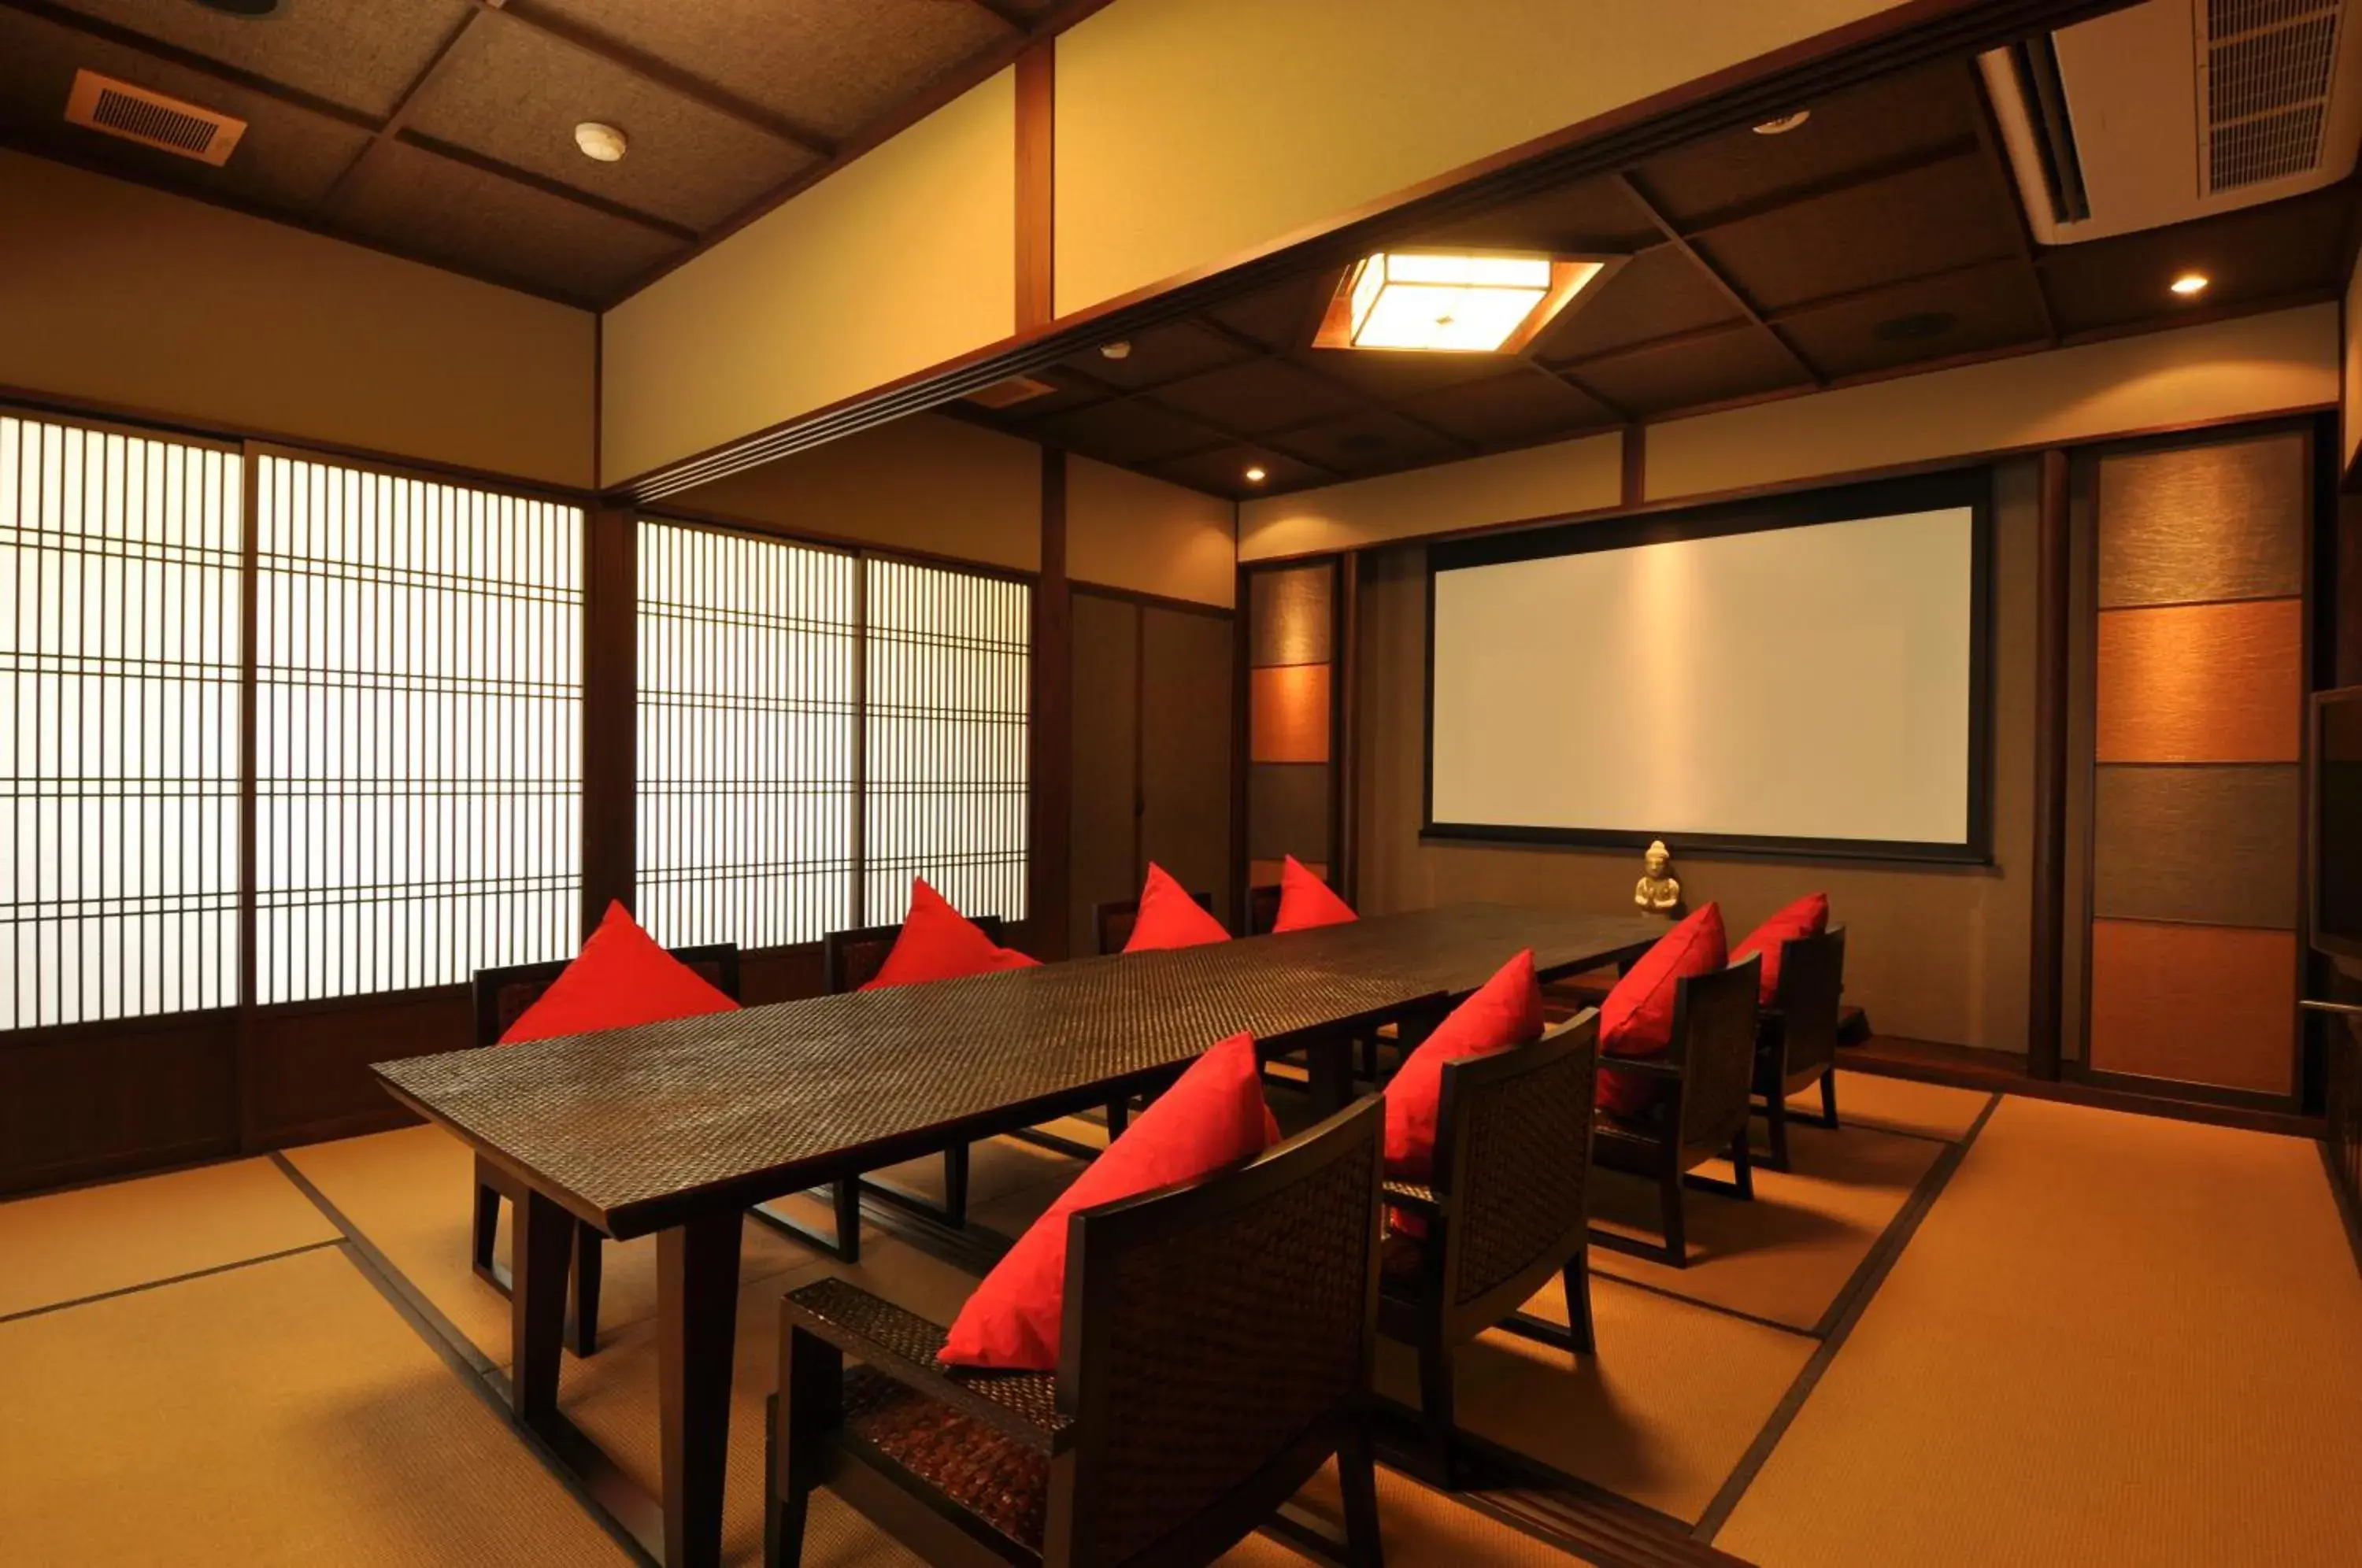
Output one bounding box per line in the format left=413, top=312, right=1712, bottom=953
left=636, top=521, right=857, bottom=950
left=255, top=456, right=583, bottom=1004
left=1, top=414, right=241, bottom=1028
left=863, top=558, right=1031, bottom=926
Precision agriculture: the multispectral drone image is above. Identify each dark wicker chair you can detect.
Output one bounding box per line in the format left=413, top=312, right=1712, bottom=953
left=1752, top=926, right=1846, bottom=1172
left=1590, top=954, right=1762, bottom=1268
left=1377, top=1009, right=1600, bottom=1484
left=765, top=1097, right=1387, bottom=1568
left=1246, top=882, right=1281, bottom=936
left=789, top=917, right=1013, bottom=1263
left=1091, top=887, right=1217, bottom=960
left=469, top=942, right=740, bottom=1356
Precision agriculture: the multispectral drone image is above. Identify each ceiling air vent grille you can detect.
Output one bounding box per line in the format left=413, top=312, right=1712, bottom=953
left=64, top=70, right=246, bottom=166
left=2201, top=0, right=2345, bottom=191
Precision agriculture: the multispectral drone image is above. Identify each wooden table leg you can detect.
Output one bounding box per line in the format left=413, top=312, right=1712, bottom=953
left=511, top=1188, right=573, bottom=1427
left=659, top=1211, right=742, bottom=1568
left=1307, top=1034, right=1355, bottom=1117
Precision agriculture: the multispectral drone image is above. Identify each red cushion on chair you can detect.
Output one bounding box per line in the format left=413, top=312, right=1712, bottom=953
left=500, top=900, right=739, bottom=1045
left=861, top=878, right=1042, bottom=991
left=1595, top=904, right=1727, bottom=1119
left=1731, top=893, right=1828, bottom=1004
left=1383, top=950, right=1543, bottom=1182
left=1273, top=855, right=1357, bottom=933
left=1121, top=862, right=1231, bottom=952
left=939, top=1032, right=1275, bottom=1370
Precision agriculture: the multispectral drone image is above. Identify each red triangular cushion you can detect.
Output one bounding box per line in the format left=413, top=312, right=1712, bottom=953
left=1596, top=904, right=1727, bottom=1118
left=500, top=901, right=739, bottom=1045
left=1731, top=893, right=1828, bottom=1004
left=1122, top=862, right=1231, bottom=952
left=1274, top=855, right=1357, bottom=933
left=939, top=1032, right=1275, bottom=1370
left=862, top=878, right=1042, bottom=990
left=1383, top=949, right=1542, bottom=1181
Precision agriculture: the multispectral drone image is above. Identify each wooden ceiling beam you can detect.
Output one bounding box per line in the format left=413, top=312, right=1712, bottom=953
left=954, top=0, right=1040, bottom=31
left=1612, top=170, right=1824, bottom=387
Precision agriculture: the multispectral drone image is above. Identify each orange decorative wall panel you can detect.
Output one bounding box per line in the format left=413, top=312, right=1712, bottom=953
left=2094, top=599, right=2301, bottom=763
left=2086, top=919, right=2295, bottom=1094
left=1251, top=663, right=1332, bottom=763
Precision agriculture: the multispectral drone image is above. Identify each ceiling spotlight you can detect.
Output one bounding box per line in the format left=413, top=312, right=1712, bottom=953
left=2170, top=272, right=2210, bottom=298
left=1243, top=466, right=1268, bottom=484
left=1100, top=340, right=1132, bottom=361
left=1753, top=111, right=1810, bottom=135
left=574, top=122, right=628, bottom=163
left=1312, top=249, right=1616, bottom=354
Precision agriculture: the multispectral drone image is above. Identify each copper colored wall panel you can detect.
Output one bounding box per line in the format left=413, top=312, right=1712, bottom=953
left=1248, top=561, right=1334, bottom=667
left=2096, top=434, right=2305, bottom=608
left=2094, top=599, right=2301, bottom=763
left=2091, top=764, right=2301, bottom=930
left=1250, top=663, right=1333, bottom=763
left=2087, top=919, right=2295, bottom=1094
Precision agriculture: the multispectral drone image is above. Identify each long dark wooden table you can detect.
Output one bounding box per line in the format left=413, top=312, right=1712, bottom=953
left=374, top=904, right=1662, bottom=1566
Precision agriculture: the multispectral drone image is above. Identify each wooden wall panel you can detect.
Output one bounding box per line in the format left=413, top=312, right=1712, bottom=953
left=2096, top=434, right=2306, bottom=608
left=1069, top=591, right=1141, bottom=957
left=1250, top=664, right=1332, bottom=764
left=1248, top=563, right=1334, bottom=667
left=2091, top=765, right=2301, bottom=930
left=2087, top=919, right=2296, bottom=1094
left=0, top=1019, right=239, bottom=1194
left=1249, top=763, right=1331, bottom=867
left=1140, top=607, right=1235, bottom=930
left=248, top=993, right=467, bottom=1147
left=2094, top=600, right=2303, bottom=762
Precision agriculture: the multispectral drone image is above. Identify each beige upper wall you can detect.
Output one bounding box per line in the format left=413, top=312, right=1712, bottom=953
left=0, top=150, right=594, bottom=488
left=1240, top=305, right=2339, bottom=558
left=663, top=413, right=1040, bottom=571
left=1053, top=0, right=1905, bottom=317
left=602, top=71, right=1016, bottom=487
left=1068, top=456, right=1234, bottom=606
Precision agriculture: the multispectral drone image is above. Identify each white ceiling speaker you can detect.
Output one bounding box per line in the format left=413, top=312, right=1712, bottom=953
left=1981, top=0, right=2362, bottom=243
left=574, top=122, right=628, bottom=163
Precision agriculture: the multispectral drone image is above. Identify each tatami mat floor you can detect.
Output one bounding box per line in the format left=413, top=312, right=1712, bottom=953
left=3, top=1070, right=2354, bottom=1566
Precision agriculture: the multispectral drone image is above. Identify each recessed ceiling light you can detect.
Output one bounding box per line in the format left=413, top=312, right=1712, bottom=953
left=2170, top=272, right=2210, bottom=297
left=1099, top=340, right=1132, bottom=361
left=574, top=122, right=628, bottom=163
left=1243, top=466, right=1268, bottom=484
left=1311, top=250, right=1615, bottom=354
left=1753, top=111, right=1810, bottom=135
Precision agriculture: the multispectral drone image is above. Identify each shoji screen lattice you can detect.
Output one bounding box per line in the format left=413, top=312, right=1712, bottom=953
left=635, top=521, right=857, bottom=950
left=255, top=457, right=583, bottom=1004
left=863, top=559, right=1030, bottom=925
left=1, top=415, right=241, bottom=1028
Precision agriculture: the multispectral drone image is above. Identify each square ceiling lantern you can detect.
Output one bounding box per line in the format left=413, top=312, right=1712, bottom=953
left=1312, top=250, right=1620, bottom=353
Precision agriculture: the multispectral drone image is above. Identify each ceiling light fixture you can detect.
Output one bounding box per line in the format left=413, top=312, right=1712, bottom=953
left=574, top=122, right=628, bottom=163
left=1753, top=111, right=1811, bottom=135
left=1100, top=340, right=1132, bottom=360
left=1243, top=466, right=1268, bottom=484
left=1312, top=249, right=1618, bottom=354
left=2170, top=272, right=2210, bottom=297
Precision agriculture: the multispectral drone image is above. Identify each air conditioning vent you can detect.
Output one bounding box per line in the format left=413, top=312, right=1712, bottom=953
left=64, top=70, right=246, bottom=166
left=2202, top=0, right=2344, bottom=190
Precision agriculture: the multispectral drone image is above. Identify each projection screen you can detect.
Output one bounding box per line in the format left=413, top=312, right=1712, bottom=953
left=1426, top=475, right=1988, bottom=859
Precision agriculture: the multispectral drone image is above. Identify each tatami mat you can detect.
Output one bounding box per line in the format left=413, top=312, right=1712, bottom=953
left=0, top=1156, right=337, bottom=1319
left=0, top=1245, right=634, bottom=1566
left=1381, top=1273, right=1815, bottom=1524
left=1790, top=1071, right=1993, bottom=1144
left=1219, top=1459, right=1605, bottom=1566
left=1716, top=1096, right=2362, bottom=1566
left=1589, top=1119, right=1946, bottom=1331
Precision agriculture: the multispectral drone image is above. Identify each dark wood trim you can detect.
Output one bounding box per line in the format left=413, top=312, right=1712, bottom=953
left=580, top=504, right=637, bottom=927
left=1028, top=447, right=1073, bottom=958
left=1231, top=562, right=1253, bottom=931
left=2028, top=448, right=2071, bottom=1079
left=1064, top=578, right=1235, bottom=619
left=631, top=499, right=1035, bottom=582
left=1961, top=58, right=2060, bottom=347
left=1621, top=424, right=1647, bottom=507
left=1841, top=1043, right=2327, bottom=1137
left=1612, top=170, right=1822, bottom=386
left=236, top=442, right=261, bottom=1150
left=1334, top=553, right=1361, bottom=907
left=1014, top=39, right=1056, bottom=334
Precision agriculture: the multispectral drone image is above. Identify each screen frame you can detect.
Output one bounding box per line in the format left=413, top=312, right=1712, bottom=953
left=2307, top=686, right=2362, bottom=961
left=1421, top=467, right=1995, bottom=865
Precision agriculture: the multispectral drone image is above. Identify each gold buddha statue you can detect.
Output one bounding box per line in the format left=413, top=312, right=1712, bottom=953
left=1634, top=839, right=1682, bottom=917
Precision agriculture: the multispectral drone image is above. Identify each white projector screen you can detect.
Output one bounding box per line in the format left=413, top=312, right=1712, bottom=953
left=1427, top=483, right=1986, bottom=857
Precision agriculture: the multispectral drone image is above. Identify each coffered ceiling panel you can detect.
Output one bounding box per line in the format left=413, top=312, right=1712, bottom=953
left=1150, top=444, right=1327, bottom=497
left=1291, top=336, right=1530, bottom=401
left=1535, top=243, right=1742, bottom=363
left=1267, top=406, right=1462, bottom=478
left=1390, top=370, right=1620, bottom=448
left=1056, top=321, right=1252, bottom=390
left=1777, top=258, right=2049, bottom=381
left=1150, top=359, right=1364, bottom=435
left=1553, top=327, right=1810, bottom=419
left=530, top=0, right=1014, bottom=142
left=2038, top=185, right=2355, bottom=336
left=51, top=0, right=472, bottom=118
left=1420, top=174, right=1660, bottom=253
left=403, top=16, right=813, bottom=232
left=1035, top=398, right=1224, bottom=468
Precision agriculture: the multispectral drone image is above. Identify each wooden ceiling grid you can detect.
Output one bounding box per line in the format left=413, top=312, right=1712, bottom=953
left=0, top=0, right=1090, bottom=305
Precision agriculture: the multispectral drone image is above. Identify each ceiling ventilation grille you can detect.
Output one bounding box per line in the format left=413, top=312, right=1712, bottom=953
left=64, top=69, right=246, bottom=166
left=2201, top=0, right=2345, bottom=190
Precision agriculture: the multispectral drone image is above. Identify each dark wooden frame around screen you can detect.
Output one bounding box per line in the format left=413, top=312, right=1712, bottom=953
left=1419, top=468, right=1997, bottom=864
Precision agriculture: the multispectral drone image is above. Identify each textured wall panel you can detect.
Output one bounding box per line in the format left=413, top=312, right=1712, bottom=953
left=2091, top=765, right=2300, bottom=929
left=1250, top=664, right=1332, bottom=764
left=2095, top=599, right=2301, bottom=762
left=1069, top=592, right=1139, bottom=957
left=1249, top=763, right=1330, bottom=864
left=2097, top=433, right=2305, bottom=608
left=1248, top=562, right=1334, bottom=667
left=2087, top=919, right=2295, bottom=1094
left=1140, top=607, right=1235, bottom=926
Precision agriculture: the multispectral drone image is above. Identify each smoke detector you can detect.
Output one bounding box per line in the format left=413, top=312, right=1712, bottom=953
left=65, top=70, right=246, bottom=165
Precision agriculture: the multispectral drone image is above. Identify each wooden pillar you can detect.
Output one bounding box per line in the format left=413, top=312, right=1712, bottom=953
left=2027, top=448, right=2071, bottom=1079
left=1333, top=552, right=1361, bottom=908
left=581, top=502, right=637, bottom=930
left=1028, top=450, right=1072, bottom=956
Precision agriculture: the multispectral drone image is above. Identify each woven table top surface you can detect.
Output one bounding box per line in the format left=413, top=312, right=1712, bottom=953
left=375, top=904, right=1657, bottom=1234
